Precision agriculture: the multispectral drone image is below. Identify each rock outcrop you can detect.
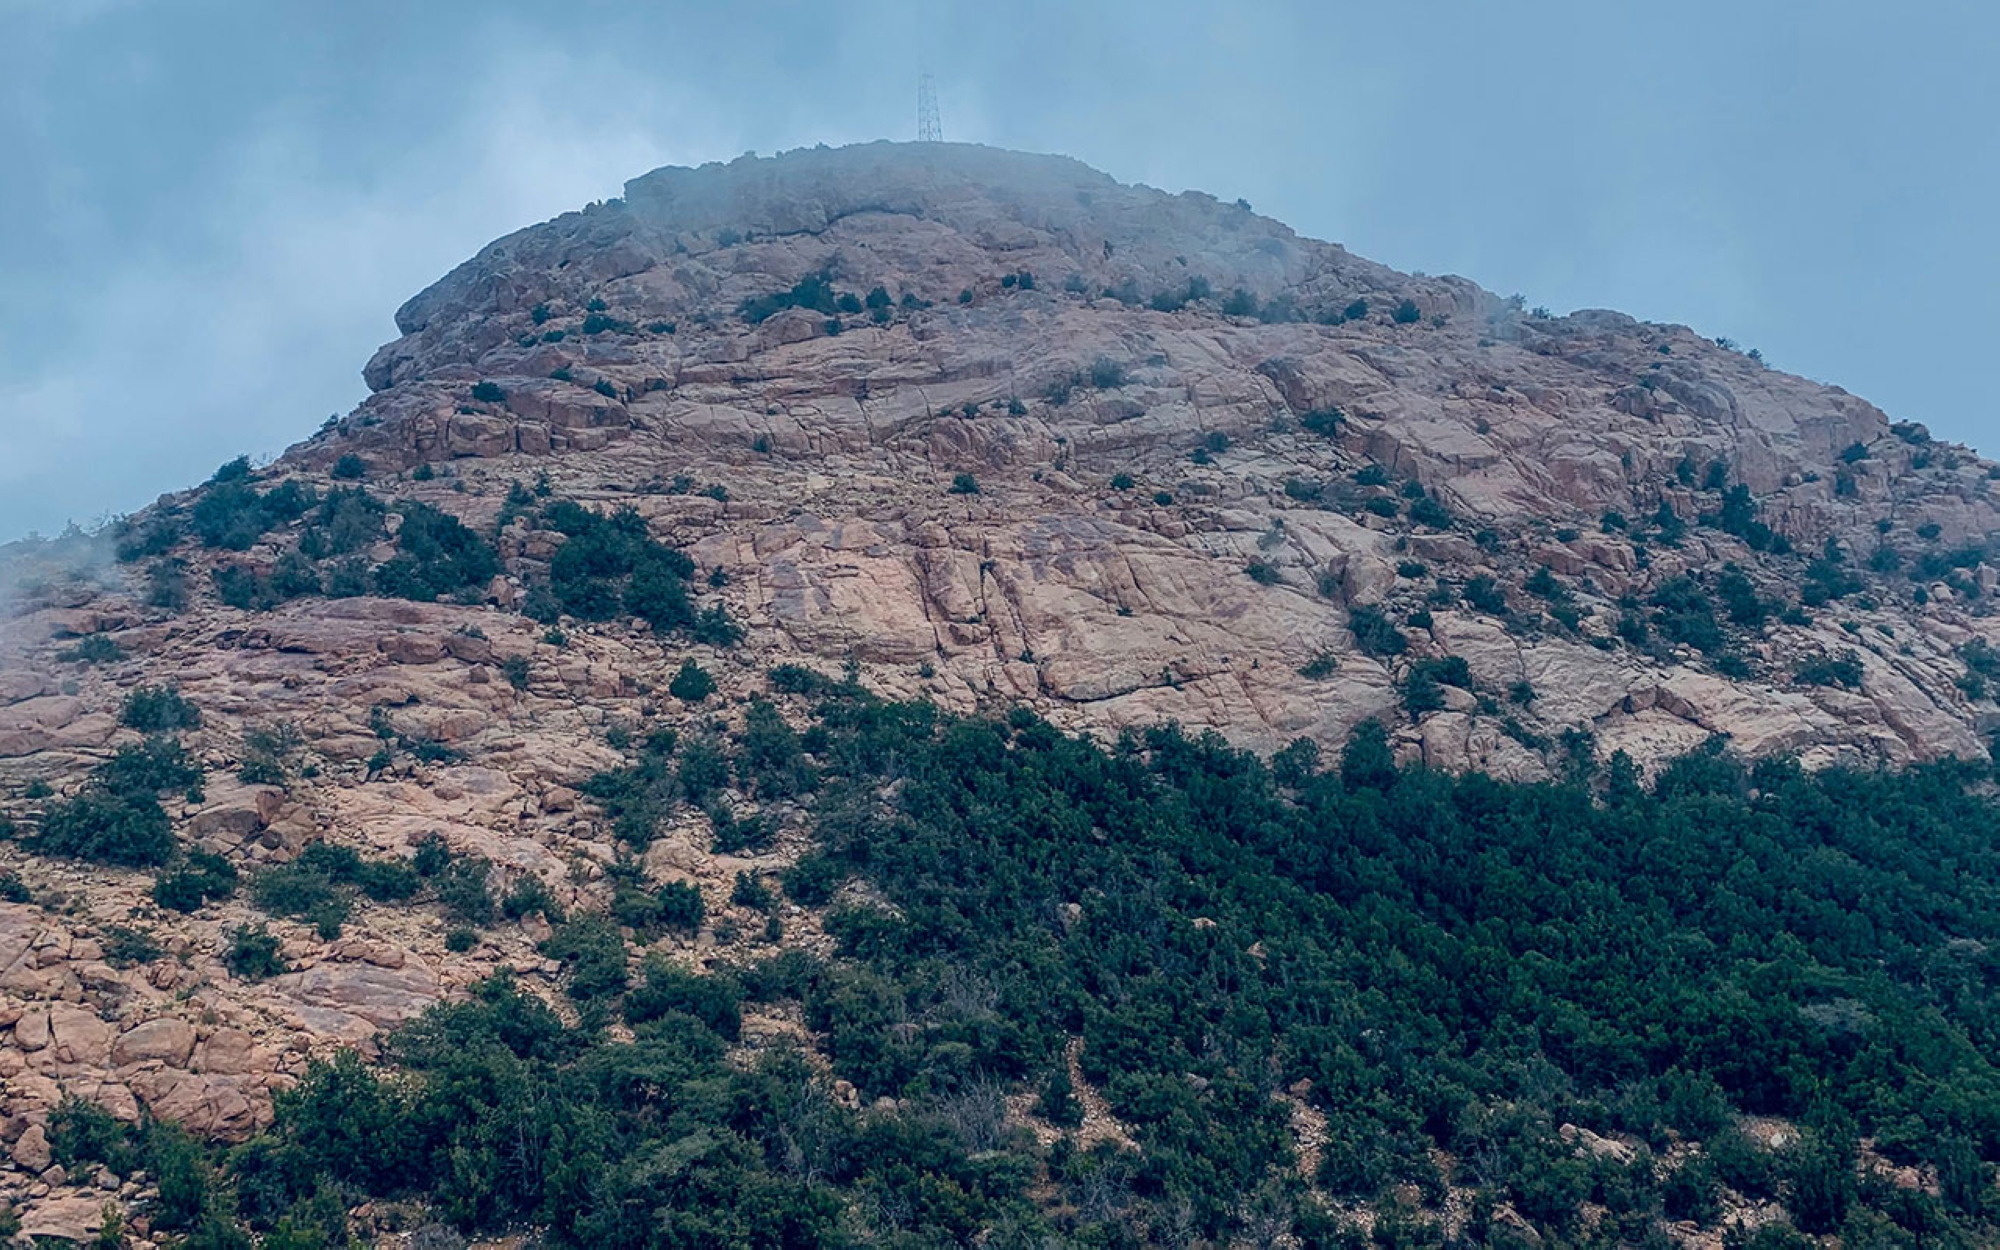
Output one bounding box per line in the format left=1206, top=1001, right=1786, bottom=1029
left=1, top=140, right=1997, bottom=1229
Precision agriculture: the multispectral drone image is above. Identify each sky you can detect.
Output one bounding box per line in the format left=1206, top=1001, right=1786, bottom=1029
left=3, top=0, right=1996, bottom=542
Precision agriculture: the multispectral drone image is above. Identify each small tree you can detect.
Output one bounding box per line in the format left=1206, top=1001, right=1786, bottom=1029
left=669, top=658, right=715, bottom=703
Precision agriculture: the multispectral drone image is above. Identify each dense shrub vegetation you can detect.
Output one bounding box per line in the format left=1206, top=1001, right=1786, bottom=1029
left=163, top=686, right=2000, bottom=1245
left=524, top=501, right=739, bottom=644
left=31, top=736, right=203, bottom=867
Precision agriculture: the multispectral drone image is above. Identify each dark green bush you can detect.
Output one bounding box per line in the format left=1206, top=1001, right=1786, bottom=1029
left=372, top=501, right=500, bottom=602
left=1392, top=298, right=1422, bottom=324
left=737, top=269, right=839, bottom=323
left=34, top=737, right=203, bottom=867
left=57, top=634, right=124, bottom=665
left=501, top=654, right=531, bottom=692
left=50, top=1095, right=139, bottom=1174
left=668, top=658, right=714, bottom=703
left=541, top=915, right=629, bottom=1003
left=625, top=955, right=741, bottom=1039
left=300, top=487, right=386, bottom=558
left=252, top=861, right=352, bottom=938
left=501, top=874, right=565, bottom=923
left=122, top=685, right=202, bottom=732
left=1463, top=575, right=1508, bottom=616
left=191, top=478, right=315, bottom=550
left=471, top=381, right=507, bottom=403
left=153, top=850, right=239, bottom=912
left=436, top=856, right=494, bottom=927
left=1347, top=604, right=1408, bottom=658
left=1794, top=649, right=1865, bottom=689
left=949, top=472, right=980, bottom=495
left=226, top=925, right=289, bottom=980
left=1649, top=576, right=1726, bottom=653
left=1408, top=495, right=1454, bottom=528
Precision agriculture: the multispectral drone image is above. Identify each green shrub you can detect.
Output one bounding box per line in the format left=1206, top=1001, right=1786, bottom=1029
left=529, top=500, right=736, bottom=643
left=625, top=955, right=742, bottom=1039
left=301, top=487, right=386, bottom=558
left=501, top=654, right=531, bottom=692
left=410, top=832, right=451, bottom=878
left=1347, top=604, right=1408, bottom=658
left=1794, top=650, right=1864, bottom=689
left=1463, top=575, right=1509, bottom=616
left=122, top=685, right=202, bottom=732
left=371, top=501, right=500, bottom=602
left=737, top=700, right=814, bottom=799
left=1402, top=655, right=1473, bottom=715
left=668, top=659, right=714, bottom=703
left=154, top=851, right=239, bottom=912
left=949, top=472, right=980, bottom=495
left=330, top=454, right=366, bottom=481
left=471, top=381, right=507, bottom=403
left=191, top=478, right=315, bottom=550
left=502, top=875, right=565, bottom=923
left=1299, top=651, right=1340, bottom=680
left=655, top=880, right=706, bottom=932
left=49, top=1096, right=139, bottom=1174
left=737, top=269, right=840, bottom=323
left=436, top=857, right=494, bottom=927
left=57, top=634, right=124, bottom=666
left=35, top=737, right=204, bottom=867
left=1392, top=299, right=1422, bottom=324
left=252, top=862, right=352, bottom=938
left=1408, top=495, right=1454, bottom=528
left=1649, top=576, right=1726, bottom=653
left=731, top=871, right=775, bottom=912
left=226, top=925, right=289, bottom=980
left=100, top=924, right=164, bottom=968
left=352, top=852, right=418, bottom=900
left=541, top=915, right=629, bottom=1003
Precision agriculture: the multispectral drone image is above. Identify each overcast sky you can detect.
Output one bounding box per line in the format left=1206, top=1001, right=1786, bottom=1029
left=4, top=0, right=1995, bottom=541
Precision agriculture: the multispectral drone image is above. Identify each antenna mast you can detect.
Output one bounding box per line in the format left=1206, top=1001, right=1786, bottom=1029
left=917, top=73, right=942, bottom=142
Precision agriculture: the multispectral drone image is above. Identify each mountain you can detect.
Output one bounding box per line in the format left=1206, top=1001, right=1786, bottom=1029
left=1, top=142, right=1998, bottom=1245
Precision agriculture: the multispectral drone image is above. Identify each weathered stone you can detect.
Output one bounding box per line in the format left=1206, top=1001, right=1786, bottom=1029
left=112, top=1018, right=197, bottom=1067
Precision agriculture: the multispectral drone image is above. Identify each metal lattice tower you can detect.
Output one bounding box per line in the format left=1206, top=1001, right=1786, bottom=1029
left=917, top=73, right=942, bottom=142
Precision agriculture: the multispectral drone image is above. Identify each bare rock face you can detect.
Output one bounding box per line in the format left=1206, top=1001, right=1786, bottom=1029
left=2, top=140, right=1999, bottom=1222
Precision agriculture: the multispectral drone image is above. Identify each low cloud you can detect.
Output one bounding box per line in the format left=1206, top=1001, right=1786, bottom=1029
left=0, top=40, right=744, bottom=542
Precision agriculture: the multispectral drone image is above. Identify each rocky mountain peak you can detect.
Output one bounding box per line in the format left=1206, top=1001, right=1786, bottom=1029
left=0, top=141, right=1998, bottom=1237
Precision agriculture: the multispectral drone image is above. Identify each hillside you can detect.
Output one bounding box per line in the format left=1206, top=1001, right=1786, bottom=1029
left=0, top=141, right=1998, bottom=1245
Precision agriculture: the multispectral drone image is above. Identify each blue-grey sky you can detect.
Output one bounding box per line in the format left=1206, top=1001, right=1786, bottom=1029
left=4, top=0, right=1995, bottom=541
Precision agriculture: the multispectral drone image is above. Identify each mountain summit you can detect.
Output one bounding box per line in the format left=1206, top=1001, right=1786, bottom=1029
left=315, top=140, right=1995, bottom=772
left=0, top=141, right=1998, bottom=1243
